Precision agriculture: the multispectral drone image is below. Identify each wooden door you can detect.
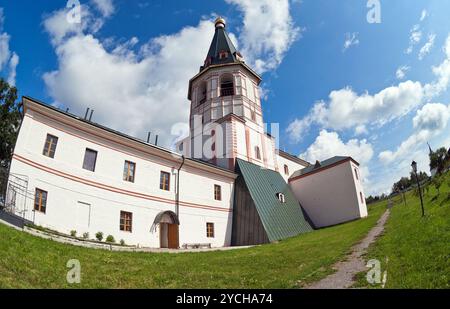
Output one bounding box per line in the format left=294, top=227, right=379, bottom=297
left=168, top=224, right=179, bottom=249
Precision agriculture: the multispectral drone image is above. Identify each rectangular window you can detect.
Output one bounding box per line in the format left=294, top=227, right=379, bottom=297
left=123, top=161, right=136, bottom=182
left=284, top=164, right=289, bottom=175
left=82, top=148, right=98, bottom=172
left=34, top=188, right=48, bottom=213
left=206, top=222, right=215, bottom=238
left=120, top=211, right=132, bottom=232
left=160, top=171, right=170, bottom=191
left=354, top=168, right=359, bottom=180
left=360, top=192, right=365, bottom=204
left=214, top=184, right=221, bottom=201
left=42, top=134, right=58, bottom=158
left=255, top=146, right=261, bottom=160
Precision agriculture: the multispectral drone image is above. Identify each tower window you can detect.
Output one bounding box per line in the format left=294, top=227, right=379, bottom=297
left=220, top=74, right=234, bottom=97
left=199, top=81, right=207, bottom=104
left=251, top=110, right=256, bottom=121
left=219, top=50, right=228, bottom=59
left=360, top=192, right=365, bottom=204
left=354, top=168, right=359, bottom=180
left=255, top=146, right=261, bottom=160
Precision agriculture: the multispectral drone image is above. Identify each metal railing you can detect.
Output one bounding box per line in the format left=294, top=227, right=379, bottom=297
left=220, top=88, right=234, bottom=97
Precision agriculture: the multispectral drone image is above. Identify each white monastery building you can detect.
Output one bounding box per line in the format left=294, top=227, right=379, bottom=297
left=4, top=18, right=368, bottom=248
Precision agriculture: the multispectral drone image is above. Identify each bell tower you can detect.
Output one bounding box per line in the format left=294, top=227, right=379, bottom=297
left=178, top=17, right=278, bottom=171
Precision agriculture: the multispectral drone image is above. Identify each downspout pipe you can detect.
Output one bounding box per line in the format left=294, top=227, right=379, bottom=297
left=176, top=155, right=185, bottom=220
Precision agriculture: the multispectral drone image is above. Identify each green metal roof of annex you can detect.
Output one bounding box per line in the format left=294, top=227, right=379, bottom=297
left=236, top=159, right=313, bottom=242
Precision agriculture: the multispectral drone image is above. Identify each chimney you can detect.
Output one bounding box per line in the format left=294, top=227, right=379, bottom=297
left=155, top=135, right=159, bottom=146
left=84, top=107, right=90, bottom=119
left=89, top=109, right=94, bottom=121
left=147, top=132, right=152, bottom=143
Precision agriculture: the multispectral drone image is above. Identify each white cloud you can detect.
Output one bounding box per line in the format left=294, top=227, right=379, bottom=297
left=225, top=0, right=301, bottom=73
left=0, top=7, right=19, bottom=86
left=354, top=124, right=368, bottom=136
left=43, top=5, right=104, bottom=45
left=7, top=52, right=18, bottom=86
left=379, top=103, right=450, bottom=164
left=418, top=33, right=436, bottom=60
left=396, top=65, right=410, bottom=80
left=0, top=32, right=10, bottom=70
left=91, top=0, right=115, bottom=18
left=343, top=32, right=359, bottom=52
left=406, top=24, right=422, bottom=54
left=288, top=34, right=450, bottom=143
left=43, top=15, right=217, bottom=147
left=301, top=130, right=374, bottom=183
left=420, top=9, right=428, bottom=22
left=424, top=34, right=450, bottom=98
left=287, top=80, right=424, bottom=142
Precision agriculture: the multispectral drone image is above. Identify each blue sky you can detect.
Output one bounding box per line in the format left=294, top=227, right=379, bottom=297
left=0, top=0, right=449, bottom=195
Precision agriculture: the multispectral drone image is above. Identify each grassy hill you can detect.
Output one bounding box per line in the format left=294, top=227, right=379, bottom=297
left=0, top=202, right=385, bottom=288
left=354, top=172, right=450, bottom=288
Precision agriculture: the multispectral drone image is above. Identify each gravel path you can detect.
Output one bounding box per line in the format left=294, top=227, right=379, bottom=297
left=307, top=209, right=390, bottom=289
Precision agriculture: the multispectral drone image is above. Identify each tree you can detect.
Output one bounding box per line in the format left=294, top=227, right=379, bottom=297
left=0, top=78, right=21, bottom=169
left=429, top=147, right=448, bottom=175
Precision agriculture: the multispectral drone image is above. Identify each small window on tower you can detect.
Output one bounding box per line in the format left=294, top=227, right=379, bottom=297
left=219, top=50, right=228, bottom=59
left=220, top=74, right=234, bottom=97
left=251, top=110, right=256, bottom=121
left=255, top=146, right=261, bottom=160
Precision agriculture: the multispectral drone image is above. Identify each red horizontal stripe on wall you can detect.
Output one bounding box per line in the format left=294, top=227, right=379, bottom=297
left=13, top=154, right=232, bottom=213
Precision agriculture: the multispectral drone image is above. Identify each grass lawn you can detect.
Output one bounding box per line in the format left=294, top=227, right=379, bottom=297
left=354, top=172, right=450, bottom=289
left=0, top=202, right=385, bottom=288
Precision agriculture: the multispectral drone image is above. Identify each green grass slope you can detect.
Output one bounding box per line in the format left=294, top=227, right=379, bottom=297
left=354, top=172, right=450, bottom=289
left=0, top=203, right=384, bottom=288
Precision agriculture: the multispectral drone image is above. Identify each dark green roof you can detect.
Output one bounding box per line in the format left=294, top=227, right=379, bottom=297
left=236, top=159, right=313, bottom=242
left=200, top=23, right=240, bottom=71
left=290, top=156, right=352, bottom=179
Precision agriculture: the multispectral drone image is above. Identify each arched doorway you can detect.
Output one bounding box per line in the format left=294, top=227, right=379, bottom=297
left=152, top=211, right=179, bottom=249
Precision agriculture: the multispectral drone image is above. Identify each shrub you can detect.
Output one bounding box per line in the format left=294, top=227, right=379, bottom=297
left=82, top=232, right=89, bottom=239
left=95, top=232, right=104, bottom=242
left=70, top=230, right=77, bottom=237
left=120, top=239, right=126, bottom=246
left=106, top=235, right=115, bottom=243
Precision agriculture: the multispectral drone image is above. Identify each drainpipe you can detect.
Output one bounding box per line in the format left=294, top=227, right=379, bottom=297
left=176, top=155, right=185, bottom=221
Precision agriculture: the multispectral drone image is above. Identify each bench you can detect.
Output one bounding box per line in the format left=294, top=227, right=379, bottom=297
left=182, top=243, right=211, bottom=249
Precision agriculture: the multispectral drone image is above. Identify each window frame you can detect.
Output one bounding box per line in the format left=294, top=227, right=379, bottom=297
left=206, top=222, right=215, bottom=238
left=42, top=134, right=58, bottom=158
left=82, top=148, right=98, bottom=172
left=120, top=211, right=133, bottom=232
left=214, top=184, right=222, bottom=201
left=255, top=146, right=261, bottom=160
left=123, top=160, right=136, bottom=183
left=160, top=171, right=171, bottom=191
left=34, top=188, right=48, bottom=213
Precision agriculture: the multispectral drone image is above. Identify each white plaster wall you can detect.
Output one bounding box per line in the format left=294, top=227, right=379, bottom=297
left=9, top=108, right=235, bottom=248
left=289, top=161, right=368, bottom=228
left=276, top=154, right=309, bottom=182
